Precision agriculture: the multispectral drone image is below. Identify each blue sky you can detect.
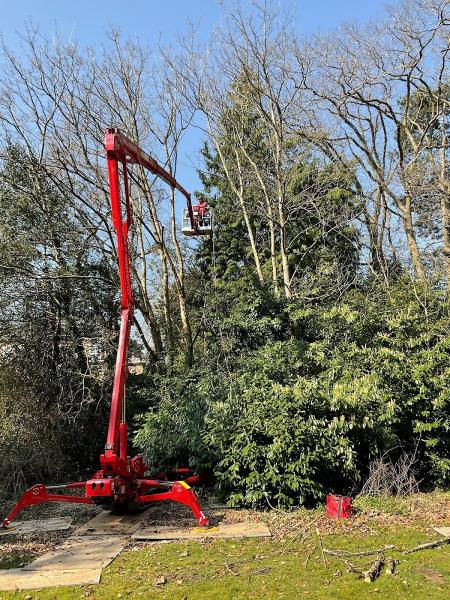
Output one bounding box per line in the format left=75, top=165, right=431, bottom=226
left=0, top=0, right=387, bottom=194
left=1, top=1, right=386, bottom=47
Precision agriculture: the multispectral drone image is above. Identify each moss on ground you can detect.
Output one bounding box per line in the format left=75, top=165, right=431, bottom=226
left=0, top=550, right=34, bottom=570
left=0, top=524, right=448, bottom=599
left=1, top=492, right=449, bottom=598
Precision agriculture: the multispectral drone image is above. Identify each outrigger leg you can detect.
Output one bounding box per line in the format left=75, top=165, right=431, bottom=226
left=1, top=478, right=208, bottom=529
left=137, top=480, right=208, bottom=526
left=1, top=482, right=93, bottom=529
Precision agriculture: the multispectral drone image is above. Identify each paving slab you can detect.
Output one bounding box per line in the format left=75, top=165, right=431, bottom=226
left=0, top=568, right=101, bottom=591
left=0, top=517, right=72, bottom=537
left=132, top=521, right=272, bottom=540
left=0, top=534, right=129, bottom=591
left=434, top=526, right=450, bottom=537
left=23, top=534, right=129, bottom=571
left=75, top=510, right=148, bottom=536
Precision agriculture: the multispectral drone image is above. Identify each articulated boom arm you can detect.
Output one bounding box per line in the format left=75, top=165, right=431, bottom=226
left=105, top=128, right=198, bottom=235
left=102, top=128, right=198, bottom=474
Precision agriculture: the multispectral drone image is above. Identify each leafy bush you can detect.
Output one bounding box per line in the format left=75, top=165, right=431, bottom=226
left=135, top=279, right=450, bottom=507
left=134, top=372, right=217, bottom=471
left=205, top=371, right=383, bottom=507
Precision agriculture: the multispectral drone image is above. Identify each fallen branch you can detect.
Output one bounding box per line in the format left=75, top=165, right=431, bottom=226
left=303, top=543, right=316, bottom=566
left=279, top=516, right=316, bottom=555
left=323, top=535, right=449, bottom=583
left=324, top=544, right=395, bottom=558
left=402, top=536, right=450, bottom=555
left=363, top=554, right=384, bottom=582
left=346, top=561, right=364, bottom=576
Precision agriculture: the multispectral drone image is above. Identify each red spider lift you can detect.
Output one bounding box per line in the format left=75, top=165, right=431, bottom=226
left=1, top=128, right=211, bottom=529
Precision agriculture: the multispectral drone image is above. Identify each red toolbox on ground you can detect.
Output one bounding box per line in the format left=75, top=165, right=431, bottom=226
left=326, top=494, right=353, bottom=518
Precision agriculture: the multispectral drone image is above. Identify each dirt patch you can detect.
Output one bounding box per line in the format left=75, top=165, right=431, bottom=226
left=1, top=495, right=100, bottom=525
left=416, top=566, right=445, bottom=584
left=265, top=491, right=450, bottom=540
left=123, top=491, right=450, bottom=547
left=0, top=535, right=66, bottom=569
left=141, top=500, right=261, bottom=530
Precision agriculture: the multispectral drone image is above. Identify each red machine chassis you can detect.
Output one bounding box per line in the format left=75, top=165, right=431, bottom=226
left=1, top=129, right=208, bottom=529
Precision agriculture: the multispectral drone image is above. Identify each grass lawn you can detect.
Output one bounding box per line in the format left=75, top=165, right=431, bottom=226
left=0, top=493, right=449, bottom=599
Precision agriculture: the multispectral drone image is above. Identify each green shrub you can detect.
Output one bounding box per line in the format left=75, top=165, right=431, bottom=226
left=134, top=372, right=217, bottom=471
left=205, top=371, right=386, bottom=507
left=135, top=280, right=450, bottom=507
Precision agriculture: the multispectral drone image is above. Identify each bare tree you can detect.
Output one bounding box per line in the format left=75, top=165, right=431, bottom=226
left=0, top=26, right=198, bottom=367
left=218, top=4, right=302, bottom=298
left=169, top=4, right=342, bottom=299
left=294, top=0, right=450, bottom=284
left=165, top=34, right=266, bottom=285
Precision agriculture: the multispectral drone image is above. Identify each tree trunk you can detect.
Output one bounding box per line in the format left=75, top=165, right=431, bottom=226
left=209, top=126, right=265, bottom=283
left=269, top=217, right=279, bottom=296
left=277, top=196, right=291, bottom=299
left=239, top=144, right=279, bottom=294
left=439, top=127, right=450, bottom=289
left=401, top=194, right=426, bottom=281
left=440, top=192, right=450, bottom=287
left=366, top=188, right=387, bottom=276
left=168, top=181, right=194, bottom=369
left=160, top=249, right=174, bottom=364
left=178, top=291, right=194, bottom=368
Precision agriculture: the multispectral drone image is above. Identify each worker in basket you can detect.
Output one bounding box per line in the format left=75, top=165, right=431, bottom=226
left=192, top=198, right=210, bottom=228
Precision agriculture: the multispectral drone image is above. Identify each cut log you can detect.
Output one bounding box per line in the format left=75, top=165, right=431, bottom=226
left=363, top=554, right=384, bottom=582
left=385, top=556, right=397, bottom=575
